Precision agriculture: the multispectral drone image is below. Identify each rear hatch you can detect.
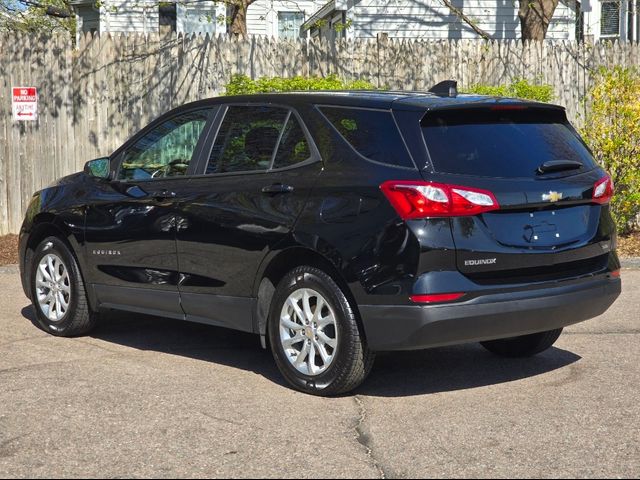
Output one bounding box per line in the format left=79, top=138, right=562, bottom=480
left=419, top=104, right=616, bottom=284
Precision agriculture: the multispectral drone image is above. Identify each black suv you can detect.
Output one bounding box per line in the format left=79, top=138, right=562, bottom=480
left=19, top=85, right=622, bottom=395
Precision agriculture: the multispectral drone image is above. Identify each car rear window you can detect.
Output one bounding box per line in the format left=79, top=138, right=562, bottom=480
left=421, top=108, right=597, bottom=178
left=320, top=106, right=415, bottom=169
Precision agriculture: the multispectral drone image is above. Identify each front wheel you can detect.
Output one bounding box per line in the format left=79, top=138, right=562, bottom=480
left=29, top=236, right=98, bottom=337
left=480, top=328, right=563, bottom=358
left=268, top=266, right=375, bottom=396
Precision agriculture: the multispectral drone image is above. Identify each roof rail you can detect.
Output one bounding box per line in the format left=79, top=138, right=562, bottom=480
left=429, top=80, right=458, bottom=98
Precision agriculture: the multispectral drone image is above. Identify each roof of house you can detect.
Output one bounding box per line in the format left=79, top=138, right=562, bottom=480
left=301, top=1, right=337, bottom=31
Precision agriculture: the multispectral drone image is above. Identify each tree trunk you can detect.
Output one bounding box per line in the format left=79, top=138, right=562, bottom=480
left=518, top=0, right=560, bottom=40
left=229, top=2, right=249, bottom=37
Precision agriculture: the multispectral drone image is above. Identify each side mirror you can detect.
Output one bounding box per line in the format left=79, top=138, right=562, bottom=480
left=84, top=158, right=111, bottom=180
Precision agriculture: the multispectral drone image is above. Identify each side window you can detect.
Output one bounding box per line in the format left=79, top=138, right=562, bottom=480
left=320, top=106, right=415, bottom=169
left=273, top=115, right=311, bottom=169
left=207, top=106, right=288, bottom=174
left=118, top=110, right=209, bottom=181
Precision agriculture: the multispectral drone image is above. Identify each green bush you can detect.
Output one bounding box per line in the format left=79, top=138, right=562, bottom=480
left=581, top=67, right=640, bottom=234
left=224, top=74, right=376, bottom=96
left=464, top=78, right=554, bottom=103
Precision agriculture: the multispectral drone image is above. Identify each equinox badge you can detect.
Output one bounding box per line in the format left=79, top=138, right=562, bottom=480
left=543, top=191, right=564, bottom=202
left=465, top=258, right=497, bottom=266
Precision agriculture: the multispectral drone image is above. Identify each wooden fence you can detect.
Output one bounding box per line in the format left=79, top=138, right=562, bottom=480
left=1, top=33, right=639, bottom=234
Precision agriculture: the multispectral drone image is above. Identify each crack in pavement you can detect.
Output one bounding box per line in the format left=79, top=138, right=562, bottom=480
left=353, top=396, right=391, bottom=479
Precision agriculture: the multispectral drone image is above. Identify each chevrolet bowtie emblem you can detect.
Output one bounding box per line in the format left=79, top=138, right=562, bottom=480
left=542, top=191, right=563, bottom=202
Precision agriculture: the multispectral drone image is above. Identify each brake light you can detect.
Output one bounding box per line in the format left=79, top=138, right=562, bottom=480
left=380, top=181, right=499, bottom=219
left=611, top=270, right=621, bottom=278
left=410, top=293, right=466, bottom=304
left=593, top=175, right=614, bottom=205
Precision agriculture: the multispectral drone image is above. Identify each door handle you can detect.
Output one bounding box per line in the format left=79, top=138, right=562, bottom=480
left=262, top=183, right=294, bottom=194
left=150, top=190, right=177, bottom=200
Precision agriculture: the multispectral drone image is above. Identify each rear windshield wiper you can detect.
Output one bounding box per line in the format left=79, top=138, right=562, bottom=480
left=536, top=160, right=583, bottom=175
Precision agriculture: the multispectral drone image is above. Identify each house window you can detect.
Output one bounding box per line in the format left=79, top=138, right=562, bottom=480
left=278, top=11, right=304, bottom=40
left=159, top=3, right=177, bottom=34
left=601, top=0, right=622, bottom=37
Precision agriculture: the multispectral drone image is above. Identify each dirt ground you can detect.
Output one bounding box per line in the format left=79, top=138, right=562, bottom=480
left=0, top=235, right=18, bottom=266
left=618, top=231, right=640, bottom=257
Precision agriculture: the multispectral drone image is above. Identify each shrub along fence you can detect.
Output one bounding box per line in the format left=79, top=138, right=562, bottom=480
left=1, top=33, right=640, bottom=234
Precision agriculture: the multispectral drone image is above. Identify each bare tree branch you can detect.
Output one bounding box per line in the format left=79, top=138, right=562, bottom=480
left=440, top=0, right=493, bottom=40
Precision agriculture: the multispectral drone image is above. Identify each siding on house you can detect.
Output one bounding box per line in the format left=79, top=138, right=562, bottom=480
left=247, top=1, right=269, bottom=36
left=307, top=0, right=578, bottom=40
left=247, top=0, right=327, bottom=38
left=176, top=1, right=227, bottom=35
left=101, top=0, right=160, bottom=34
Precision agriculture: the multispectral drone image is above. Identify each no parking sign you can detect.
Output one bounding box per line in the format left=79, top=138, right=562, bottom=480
left=12, top=87, right=38, bottom=121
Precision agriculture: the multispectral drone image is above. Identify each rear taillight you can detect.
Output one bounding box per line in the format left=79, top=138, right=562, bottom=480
left=410, top=293, right=466, bottom=304
left=593, top=174, right=614, bottom=205
left=380, top=181, right=499, bottom=219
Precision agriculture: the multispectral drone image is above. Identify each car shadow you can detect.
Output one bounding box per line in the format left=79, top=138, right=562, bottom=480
left=358, top=345, right=581, bottom=397
left=21, top=306, right=581, bottom=398
left=21, top=305, right=287, bottom=388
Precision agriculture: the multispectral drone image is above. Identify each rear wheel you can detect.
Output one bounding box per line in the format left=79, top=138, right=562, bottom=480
left=268, top=266, right=375, bottom=396
left=30, top=237, right=98, bottom=337
left=480, top=328, right=563, bottom=358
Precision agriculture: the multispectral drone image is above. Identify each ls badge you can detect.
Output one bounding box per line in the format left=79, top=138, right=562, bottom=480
left=542, top=191, right=563, bottom=203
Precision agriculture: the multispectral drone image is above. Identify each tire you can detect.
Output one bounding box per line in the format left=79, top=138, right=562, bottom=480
left=268, top=266, right=375, bottom=396
left=480, top=328, right=563, bottom=358
left=29, top=236, right=98, bottom=337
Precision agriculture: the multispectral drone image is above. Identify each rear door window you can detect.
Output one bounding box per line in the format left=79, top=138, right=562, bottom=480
left=320, top=106, right=415, bottom=169
left=422, top=108, right=597, bottom=178
left=207, top=106, right=288, bottom=174
left=273, top=115, right=312, bottom=169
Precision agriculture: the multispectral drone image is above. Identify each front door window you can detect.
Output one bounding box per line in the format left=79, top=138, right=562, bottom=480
left=118, top=110, right=210, bottom=181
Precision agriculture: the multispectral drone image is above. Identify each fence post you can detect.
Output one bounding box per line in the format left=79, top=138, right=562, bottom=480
left=376, top=33, right=389, bottom=89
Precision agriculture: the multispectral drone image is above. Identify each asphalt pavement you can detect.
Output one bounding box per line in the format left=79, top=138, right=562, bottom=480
left=0, top=268, right=638, bottom=478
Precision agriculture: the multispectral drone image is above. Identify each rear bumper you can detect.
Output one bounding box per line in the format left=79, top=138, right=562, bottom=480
left=359, top=275, right=621, bottom=351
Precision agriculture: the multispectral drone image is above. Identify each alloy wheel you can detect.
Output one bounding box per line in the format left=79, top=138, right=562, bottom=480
left=279, top=288, right=339, bottom=376
left=35, top=254, right=71, bottom=322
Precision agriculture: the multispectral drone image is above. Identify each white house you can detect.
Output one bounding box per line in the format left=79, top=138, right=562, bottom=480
left=302, top=0, right=579, bottom=41
left=70, top=0, right=325, bottom=39
left=246, top=1, right=327, bottom=38
left=70, top=0, right=226, bottom=36
left=301, top=0, right=639, bottom=43
left=70, top=0, right=639, bottom=42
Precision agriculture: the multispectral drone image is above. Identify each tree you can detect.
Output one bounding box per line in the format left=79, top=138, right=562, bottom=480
left=0, top=0, right=75, bottom=34
left=517, top=0, right=561, bottom=40
left=226, top=0, right=251, bottom=36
